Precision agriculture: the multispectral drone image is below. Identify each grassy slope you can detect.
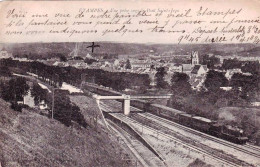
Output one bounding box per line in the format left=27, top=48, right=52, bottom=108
left=0, top=99, right=127, bottom=167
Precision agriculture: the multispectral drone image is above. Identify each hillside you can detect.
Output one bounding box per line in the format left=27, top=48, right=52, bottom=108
left=0, top=99, right=127, bottom=167
left=1, top=43, right=259, bottom=59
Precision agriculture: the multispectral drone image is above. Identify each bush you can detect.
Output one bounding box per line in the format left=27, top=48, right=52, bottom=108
left=10, top=102, right=24, bottom=112
left=51, top=90, right=87, bottom=128
left=71, top=105, right=87, bottom=128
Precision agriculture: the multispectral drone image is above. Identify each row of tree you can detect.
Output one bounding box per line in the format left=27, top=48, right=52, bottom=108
left=0, top=59, right=151, bottom=92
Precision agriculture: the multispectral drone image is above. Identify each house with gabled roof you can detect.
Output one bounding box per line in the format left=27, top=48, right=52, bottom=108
left=191, top=65, right=208, bottom=77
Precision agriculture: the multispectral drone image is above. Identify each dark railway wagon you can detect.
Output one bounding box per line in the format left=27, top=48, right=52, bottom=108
left=209, top=124, right=222, bottom=137
left=191, top=116, right=213, bottom=133
left=131, top=99, right=147, bottom=110
left=149, top=103, right=184, bottom=122
left=179, top=113, right=193, bottom=127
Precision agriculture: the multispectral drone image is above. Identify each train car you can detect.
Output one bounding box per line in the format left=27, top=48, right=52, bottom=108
left=191, top=116, right=213, bottom=133
left=179, top=113, right=193, bottom=127
left=131, top=99, right=147, bottom=110
left=150, top=103, right=184, bottom=122
left=209, top=123, right=222, bottom=137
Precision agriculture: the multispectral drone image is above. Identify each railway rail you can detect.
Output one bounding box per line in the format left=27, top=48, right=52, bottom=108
left=108, top=120, right=165, bottom=167
left=245, top=144, right=260, bottom=153
left=100, top=100, right=259, bottom=166
left=102, top=100, right=260, bottom=159
left=140, top=112, right=260, bottom=159
left=109, top=112, right=241, bottom=167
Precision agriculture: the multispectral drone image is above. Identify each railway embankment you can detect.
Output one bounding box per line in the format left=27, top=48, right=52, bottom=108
left=0, top=97, right=129, bottom=167
left=103, top=112, right=166, bottom=164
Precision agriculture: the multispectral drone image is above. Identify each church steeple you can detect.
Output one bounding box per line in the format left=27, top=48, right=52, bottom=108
left=191, top=51, right=199, bottom=65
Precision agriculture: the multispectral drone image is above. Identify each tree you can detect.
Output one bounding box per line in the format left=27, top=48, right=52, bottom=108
left=0, top=66, right=11, bottom=78
left=52, top=90, right=72, bottom=126
left=58, top=53, right=67, bottom=62
left=1, top=77, right=30, bottom=107
left=222, top=58, right=243, bottom=70
left=171, top=72, right=191, bottom=96
left=230, top=73, right=260, bottom=101
left=155, top=67, right=168, bottom=89
left=200, top=55, right=220, bottom=68
left=31, top=82, right=48, bottom=105
left=125, top=59, right=131, bottom=69
left=241, top=61, right=260, bottom=74
left=150, top=64, right=155, bottom=70
left=50, top=90, right=87, bottom=128
left=204, top=70, right=228, bottom=91
left=84, top=58, right=97, bottom=65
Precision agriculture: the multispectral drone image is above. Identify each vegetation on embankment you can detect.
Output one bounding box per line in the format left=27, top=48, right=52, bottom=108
left=0, top=98, right=128, bottom=167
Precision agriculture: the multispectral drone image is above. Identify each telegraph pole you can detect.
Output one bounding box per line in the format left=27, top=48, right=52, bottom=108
left=51, top=87, right=58, bottom=119
left=51, top=88, right=55, bottom=119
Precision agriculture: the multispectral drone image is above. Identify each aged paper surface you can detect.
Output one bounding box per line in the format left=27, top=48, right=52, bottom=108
left=0, top=0, right=260, bottom=167
left=0, top=0, right=259, bottom=44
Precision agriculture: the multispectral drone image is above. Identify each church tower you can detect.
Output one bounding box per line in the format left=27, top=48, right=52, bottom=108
left=191, top=51, right=199, bottom=65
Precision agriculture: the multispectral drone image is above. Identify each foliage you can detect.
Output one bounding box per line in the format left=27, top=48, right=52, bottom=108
left=200, top=55, right=220, bottom=68
left=51, top=90, right=87, bottom=127
left=204, top=70, right=228, bottom=91
left=10, top=102, right=28, bottom=112
left=0, top=66, right=11, bottom=78
left=1, top=77, right=29, bottom=102
left=71, top=105, right=87, bottom=128
left=84, top=58, right=97, bottom=65
left=0, top=59, right=150, bottom=92
left=171, top=72, right=191, bottom=96
left=150, top=64, right=155, bottom=70
left=125, top=59, right=131, bottom=69
left=58, top=53, right=67, bottom=62
left=230, top=73, right=260, bottom=101
left=31, top=82, right=48, bottom=105
left=241, top=61, right=260, bottom=74
left=155, top=67, right=168, bottom=89
left=222, top=58, right=243, bottom=70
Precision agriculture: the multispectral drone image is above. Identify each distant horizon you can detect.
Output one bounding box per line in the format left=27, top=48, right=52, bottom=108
left=1, top=42, right=259, bottom=59
left=1, top=41, right=259, bottom=46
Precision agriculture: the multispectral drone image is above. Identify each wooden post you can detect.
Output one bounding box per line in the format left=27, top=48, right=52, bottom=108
left=51, top=88, right=54, bottom=119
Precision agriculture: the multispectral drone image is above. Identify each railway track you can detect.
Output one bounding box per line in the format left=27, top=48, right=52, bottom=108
left=245, top=144, right=260, bottom=153
left=100, top=103, right=244, bottom=166
left=107, top=121, right=145, bottom=167
left=100, top=101, right=259, bottom=166
left=129, top=113, right=255, bottom=167
left=102, top=100, right=260, bottom=159
left=108, top=120, right=165, bottom=167
left=110, top=112, right=240, bottom=167
left=101, top=105, right=166, bottom=167
left=139, top=112, right=260, bottom=159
